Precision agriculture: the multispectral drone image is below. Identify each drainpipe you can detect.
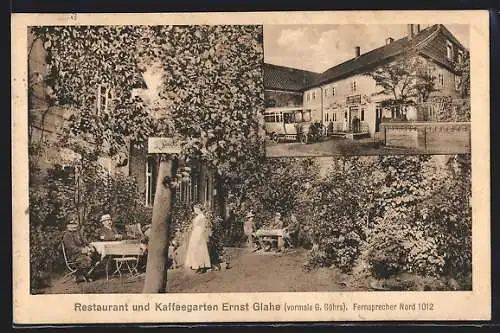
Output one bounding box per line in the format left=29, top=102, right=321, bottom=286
left=320, top=87, right=324, bottom=126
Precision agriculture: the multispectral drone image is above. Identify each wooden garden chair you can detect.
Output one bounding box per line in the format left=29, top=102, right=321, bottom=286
left=61, top=241, right=78, bottom=282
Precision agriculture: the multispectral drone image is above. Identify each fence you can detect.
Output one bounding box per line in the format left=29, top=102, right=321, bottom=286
left=326, top=121, right=369, bottom=135
left=417, top=98, right=470, bottom=122
left=380, top=121, right=471, bottom=153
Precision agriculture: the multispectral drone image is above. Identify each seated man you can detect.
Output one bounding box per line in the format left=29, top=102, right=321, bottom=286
left=62, top=220, right=99, bottom=283
left=283, top=213, right=300, bottom=248
left=99, top=214, right=123, bottom=241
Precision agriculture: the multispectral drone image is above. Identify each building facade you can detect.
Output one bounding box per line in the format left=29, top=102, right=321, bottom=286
left=264, top=24, right=469, bottom=138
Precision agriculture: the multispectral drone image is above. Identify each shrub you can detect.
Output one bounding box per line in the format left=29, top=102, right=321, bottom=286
left=306, top=162, right=368, bottom=272
left=365, top=216, right=445, bottom=278
left=307, top=121, right=323, bottom=141
left=29, top=157, right=152, bottom=292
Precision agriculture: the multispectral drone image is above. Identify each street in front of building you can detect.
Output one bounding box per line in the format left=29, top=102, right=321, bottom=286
left=265, top=136, right=404, bottom=157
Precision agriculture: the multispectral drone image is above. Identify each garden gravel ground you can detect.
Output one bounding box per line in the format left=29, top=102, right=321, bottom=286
left=42, top=248, right=368, bottom=294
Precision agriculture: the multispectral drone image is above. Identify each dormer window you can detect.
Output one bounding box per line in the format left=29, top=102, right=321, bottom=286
left=446, top=40, right=453, bottom=60
left=457, top=50, right=464, bottom=64
left=97, top=84, right=112, bottom=115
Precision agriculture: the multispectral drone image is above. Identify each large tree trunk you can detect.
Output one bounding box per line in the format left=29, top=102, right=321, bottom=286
left=142, top=157, right=174, bottom=293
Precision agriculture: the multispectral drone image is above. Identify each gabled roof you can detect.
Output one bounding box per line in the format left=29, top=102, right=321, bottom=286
left=264, top=63, right=320, bottom=92
left=264, top=24, right=468, bottom=92
left=308, top=24, right=442, bottom=88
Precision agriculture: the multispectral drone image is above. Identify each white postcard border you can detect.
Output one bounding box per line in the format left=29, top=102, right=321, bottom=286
left=12, top=10, right=491, bottom=324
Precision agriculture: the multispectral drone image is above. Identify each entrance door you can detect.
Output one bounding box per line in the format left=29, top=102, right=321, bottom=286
left=349, top=106, right=359, bottom=132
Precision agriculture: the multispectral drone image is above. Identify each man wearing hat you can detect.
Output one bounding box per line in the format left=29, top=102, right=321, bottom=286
left=62, top=218, right=98, bottom=282
left=99, top=214, right=123, bottom=241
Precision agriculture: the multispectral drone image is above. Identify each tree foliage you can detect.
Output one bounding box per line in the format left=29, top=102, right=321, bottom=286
left=455, top=52, right=470, bottom=98
left=306, top=157, right=376, bottom=271
left=28, top=144, right=152, bottom=292
left=31, top=25, right=265, bottom=178
left=365, top=51, right=438, bottom=107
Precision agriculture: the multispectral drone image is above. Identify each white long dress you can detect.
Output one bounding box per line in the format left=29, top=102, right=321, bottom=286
left=183, top=213, right=211, bottom=270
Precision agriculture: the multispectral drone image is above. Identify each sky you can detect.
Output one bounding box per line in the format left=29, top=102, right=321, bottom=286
left=264, top=24, right=470, bottom=73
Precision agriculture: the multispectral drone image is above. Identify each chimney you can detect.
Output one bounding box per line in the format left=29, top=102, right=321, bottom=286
left=354, top=46, right=360, bottom=57
left=386, top=37, right=394, bottom=45
left=407, top=24, right=415, bottom=40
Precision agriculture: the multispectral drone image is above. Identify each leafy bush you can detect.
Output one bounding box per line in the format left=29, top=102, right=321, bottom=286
left=29, top=154, right=152, bottom=292
left=303, top=154, right=471, bottom=285
left=425, top=96, right=471, bottom=122
left=365, top=216, right=445, bottom=278
left=362, top=155, right=471, bottom=279
left=305, top=157, right=371, bottom=272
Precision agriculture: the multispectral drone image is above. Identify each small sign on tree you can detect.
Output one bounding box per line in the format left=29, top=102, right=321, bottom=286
left=147, top=137, right=181, bottom=154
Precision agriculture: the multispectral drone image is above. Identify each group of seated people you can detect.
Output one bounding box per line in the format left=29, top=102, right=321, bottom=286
left=247, top=212, right=300, bottom=251
left=62, top=214, right=152, bottom=283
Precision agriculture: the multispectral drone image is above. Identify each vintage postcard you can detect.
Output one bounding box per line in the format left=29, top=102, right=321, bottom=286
left=12, top=11, right=490, bottom=324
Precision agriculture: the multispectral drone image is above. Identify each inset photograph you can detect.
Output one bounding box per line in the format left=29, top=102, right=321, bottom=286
left=264, top=24, right=470, bottom=157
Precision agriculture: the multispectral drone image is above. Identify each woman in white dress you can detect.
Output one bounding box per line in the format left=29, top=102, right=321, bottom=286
left=184, top=204, right=212, bottom=273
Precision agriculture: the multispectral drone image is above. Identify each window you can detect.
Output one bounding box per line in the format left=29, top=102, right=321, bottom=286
left=438, top=73, right=444, bottom=86
left=332, top=87, right=336, bottom=96
left=361, top=109, right=365, bottom=121
left=333, top=113, right=336, bottom=121
left=446, top=41, right=453, bottom=60
left=146, top=156, right=157, bottom=206
left=177, top=177, right=193, bottom=203
left=324, top=89, right=327, bottom=97
left=325, top=113, right=329, bottom=122
left=51, top=164, right=76, bottom=186
left=455, top=75, right=462, bottom=91
left=97, top=84, right=112, bottom=115
left=276, top=113, right=283, bottom=123
left=284, top=112, right=295, bottom=124
left=351, top=81, right=357, bottom=92
left=312, top=91, right=316, bottom=100
left=457, top=50, right=464, bottom=64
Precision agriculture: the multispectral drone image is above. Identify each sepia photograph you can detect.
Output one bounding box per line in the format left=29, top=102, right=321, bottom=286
left=12, top=11, right=490, bottom=324
left=264, top=24, right=471, bottom=157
